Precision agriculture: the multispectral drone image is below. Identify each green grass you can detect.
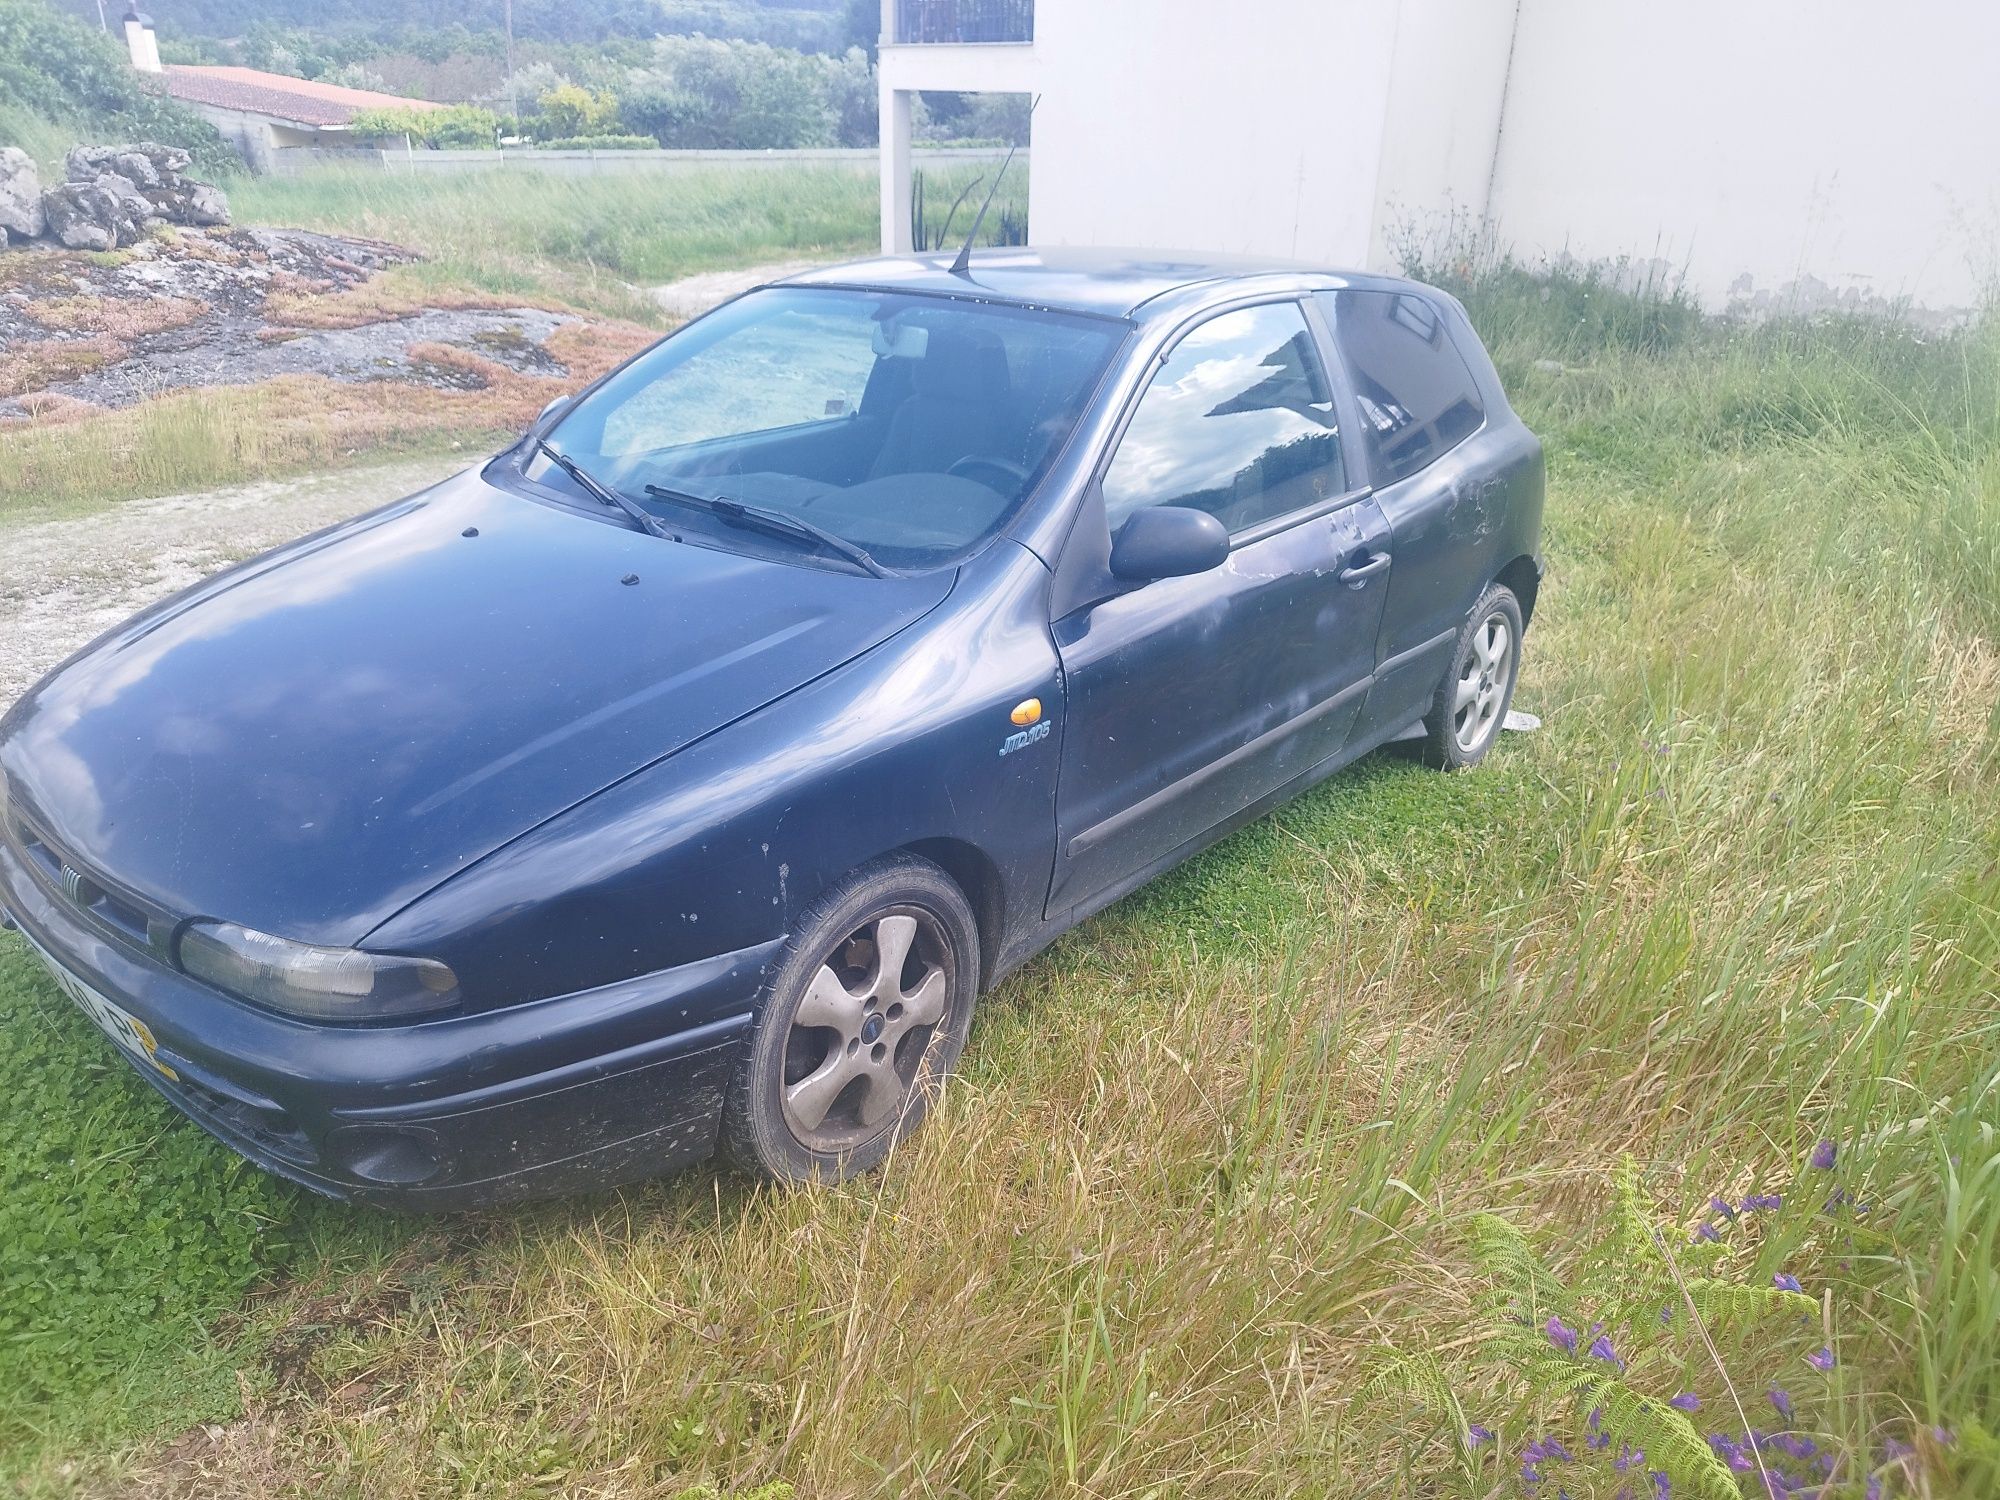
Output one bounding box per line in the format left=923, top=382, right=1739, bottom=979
left=233, top=161, right=1027, bottom=325
left=1, top=246, right=1997, bottom=1494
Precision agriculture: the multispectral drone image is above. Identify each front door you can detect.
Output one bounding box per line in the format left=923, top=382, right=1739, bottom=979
left=1049, top=301, right=1392, bottom=915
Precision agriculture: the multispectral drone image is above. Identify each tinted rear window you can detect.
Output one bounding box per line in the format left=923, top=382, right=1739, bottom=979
left=1322, top=289, right=1485, bottom=486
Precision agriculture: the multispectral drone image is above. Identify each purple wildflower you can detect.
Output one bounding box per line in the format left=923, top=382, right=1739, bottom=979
left=1694, top=1222, right=1721, bottom=1243
left=1652, top=1474, right=1671, bottom=1500
left=1589, top=1334, right=1626, bottom=1371
left=1710, top=1434, right=1754, bottom=1471
left=1769, top=1386, right=1794, bottom=1418
left=1882, top=1438, right=1913, bottom=1462
left=1806, top=1346, right=1835, bottom=1372
left=1670, top=1392, right=1701, bottom=1412
left=1744, top=1193, right=1783, bottom=1211
left=1587, top=1408, right=1609, bottom=1450
left=1774, top=1272, right=1803, bottom=1293
left=1522, top=1462, right=1543, bottom=1487
left=1810, top=1139, right=1838, bottom=1170
left=1711, top=1195, right=1739, bottom=1220
left=1659, top=1304, right=1675, bottom=1324
left=1467, top=1423, right=1493, bottom=1445
left=1615, top=1444, right=1646, bottom=1472
left=1932, top=1426, right=1955, bottom=1448
left=1546, top=1316, right=1578, bottom=1353
left=1865, top=1478, right=1882, bottom=1500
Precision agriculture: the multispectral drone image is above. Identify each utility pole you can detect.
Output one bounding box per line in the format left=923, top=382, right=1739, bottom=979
left=94, top=0, right=108, bottom=31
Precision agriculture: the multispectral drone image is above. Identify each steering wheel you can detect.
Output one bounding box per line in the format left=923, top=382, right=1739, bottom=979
left=947, top=455, right=1031, bottom=490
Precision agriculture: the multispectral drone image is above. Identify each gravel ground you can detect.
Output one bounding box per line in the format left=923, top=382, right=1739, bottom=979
left=0, top=453, right=472, bottom=711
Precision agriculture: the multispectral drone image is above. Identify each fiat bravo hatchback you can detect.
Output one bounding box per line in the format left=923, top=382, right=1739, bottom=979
left=0, top=249, right=1542, bottom=1208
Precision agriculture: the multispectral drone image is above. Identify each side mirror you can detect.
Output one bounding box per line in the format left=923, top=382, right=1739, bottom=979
left=535, top=395, right=572, bottom=428
left=1109, top=506, right=1229, bottom=582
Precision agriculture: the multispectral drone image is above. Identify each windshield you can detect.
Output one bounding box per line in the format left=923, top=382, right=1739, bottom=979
left=522, top=286, right=1127, bottom=572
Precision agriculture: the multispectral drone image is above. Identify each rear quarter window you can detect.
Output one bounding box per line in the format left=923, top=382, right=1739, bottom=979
left=1321, top=289, right=1486, bottom=486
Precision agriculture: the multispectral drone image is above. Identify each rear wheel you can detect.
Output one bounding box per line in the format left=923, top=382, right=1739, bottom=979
left=1420, top=584, right=1523, bottom=770
left=721, top=856, right=978, bottom=1183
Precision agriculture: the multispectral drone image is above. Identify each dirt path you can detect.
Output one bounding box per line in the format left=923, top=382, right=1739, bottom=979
left=0, top=453, right=472, bottom=709
left=647, top=258, right=823, bottom=319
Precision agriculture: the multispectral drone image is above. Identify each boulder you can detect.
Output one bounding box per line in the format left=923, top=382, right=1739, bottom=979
left=180, top=180, right=231, bottom=227
left=41, top=181, right=120, bottom=251
left=14, top=142, right=229, bottom=248
left=0, top=147, right=43, bottom=243
left=69, top=141, right=191, bottom=188
left=93, top=171, right=161, bottom=240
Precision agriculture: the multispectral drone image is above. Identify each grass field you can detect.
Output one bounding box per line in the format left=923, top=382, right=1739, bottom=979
left=1, top=235, right=1996, bottom=1496
left=232, top=161, right=1027, bottom=325
left=0, top=163, right=1027, bottom=520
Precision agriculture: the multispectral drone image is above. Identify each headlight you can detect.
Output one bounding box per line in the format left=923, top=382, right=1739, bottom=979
left=177, top=920, right=460, bottom=1021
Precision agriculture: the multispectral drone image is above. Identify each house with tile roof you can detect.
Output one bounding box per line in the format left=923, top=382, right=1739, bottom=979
left=121, top=7, right=449, bottom=172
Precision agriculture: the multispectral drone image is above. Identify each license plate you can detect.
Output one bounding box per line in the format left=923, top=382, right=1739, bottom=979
left=17, top=924, right=179, bottom=1080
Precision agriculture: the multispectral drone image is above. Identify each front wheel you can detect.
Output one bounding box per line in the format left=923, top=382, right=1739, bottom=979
left=1420, top=583, right=1524, bottom=771
left=720, top=855, right=979, bottom=1184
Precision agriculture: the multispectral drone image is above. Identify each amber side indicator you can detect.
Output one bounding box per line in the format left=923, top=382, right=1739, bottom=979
left=1010, top=698, right=1043, bottom=726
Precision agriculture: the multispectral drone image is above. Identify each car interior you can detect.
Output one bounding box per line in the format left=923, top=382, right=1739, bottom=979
left=570, top=297, right=1125, bottom=564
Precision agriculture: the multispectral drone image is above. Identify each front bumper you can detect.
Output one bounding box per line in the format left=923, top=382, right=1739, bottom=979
left=0, top=835, right=777, bottom=1211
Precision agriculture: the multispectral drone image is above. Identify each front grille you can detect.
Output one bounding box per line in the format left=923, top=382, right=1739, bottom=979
left=7, top=814, right=171, bottom=959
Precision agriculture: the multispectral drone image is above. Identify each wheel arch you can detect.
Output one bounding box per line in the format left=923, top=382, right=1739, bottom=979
left=896, top=837, right=1007, bottom=990
left=1495, top=554, right=1541, bottom=627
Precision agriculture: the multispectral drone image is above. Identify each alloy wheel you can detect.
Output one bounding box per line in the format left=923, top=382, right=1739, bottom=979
left=779, top=907, right=953, bottom=1153
left=1452, top=611, right=1513, bottom=754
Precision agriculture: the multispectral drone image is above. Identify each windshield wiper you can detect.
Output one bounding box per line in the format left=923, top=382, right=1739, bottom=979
left=643, top=485, right=885, bottom=577
left=534, top=439, right=671, bottom=539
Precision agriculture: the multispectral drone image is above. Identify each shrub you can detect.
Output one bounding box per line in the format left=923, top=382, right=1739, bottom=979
left=349, top=103, right=502, bottom=149
left=619, top=36, right=846, bottom=149
left=533, top=134, right=657, bottom=151
left=531, top=80, right=618, bottom=139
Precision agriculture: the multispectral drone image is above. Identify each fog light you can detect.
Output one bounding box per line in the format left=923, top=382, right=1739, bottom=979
left=328, top=1127, right=444, bottom=1187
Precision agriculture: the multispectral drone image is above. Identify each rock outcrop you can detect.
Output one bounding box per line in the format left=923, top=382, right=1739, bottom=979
left=0, top=141, right=231, bottom=252
left=0, top=147, right=43, bottom=243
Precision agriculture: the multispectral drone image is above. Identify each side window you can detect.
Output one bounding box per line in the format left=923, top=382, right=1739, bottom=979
left=1324, top=289, right=1486, bottom=486
left=1102, top=302, right=1344, bottom=535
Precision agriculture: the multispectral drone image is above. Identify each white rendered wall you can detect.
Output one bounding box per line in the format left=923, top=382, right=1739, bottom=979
left=881, top=0, right=1998, bottom=315
left=1025, top=0, right=1400, bottom=263
left=883, top=0, right=1407, bottom=265
left=1485, top=0, right=2000, bottom=316
left=1365, top=0, right=1520, bottom=269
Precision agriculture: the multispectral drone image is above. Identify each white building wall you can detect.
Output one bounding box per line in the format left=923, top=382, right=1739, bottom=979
left=1485, top=0, right=2000, bottom=316
left=1365, top=0, right=1519, bottom=268
left=1022, top=0, right=1402, bottom=263
left=880, top=0, right=1998, bottom=315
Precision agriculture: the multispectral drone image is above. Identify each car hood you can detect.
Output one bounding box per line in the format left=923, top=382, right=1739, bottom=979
left=0, top=469, right=954, bottom=945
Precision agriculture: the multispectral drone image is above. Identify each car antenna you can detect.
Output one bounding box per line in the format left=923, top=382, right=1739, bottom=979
left=949, top=96, right=1034, bottom=277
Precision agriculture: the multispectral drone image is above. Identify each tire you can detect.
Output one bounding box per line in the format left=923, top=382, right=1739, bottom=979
left=720, top=854, right=979, bottom=1184
left=1419, top=583, right=1524, bottom=771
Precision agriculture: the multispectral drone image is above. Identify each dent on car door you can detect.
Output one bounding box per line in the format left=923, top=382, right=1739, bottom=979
left=1047, top=300, right=1392, bottom=916
left=1320, top=287, right=1498, bottom=731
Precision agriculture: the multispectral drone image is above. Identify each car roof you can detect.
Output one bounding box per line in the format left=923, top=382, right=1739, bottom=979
left=771, top=246, right=1421, bottom=322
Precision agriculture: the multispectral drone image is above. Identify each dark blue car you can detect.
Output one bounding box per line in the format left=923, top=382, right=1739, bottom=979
left=0, top=250, right=1542, bottom=1208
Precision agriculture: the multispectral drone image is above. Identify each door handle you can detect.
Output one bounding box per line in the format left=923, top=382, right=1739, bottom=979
left=1338, top=551, right=1391, bottom=588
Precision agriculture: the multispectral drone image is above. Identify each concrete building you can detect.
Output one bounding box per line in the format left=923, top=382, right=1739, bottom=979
left=877, top=0, right=2000, bottom=318
left=121, top=8, right=446, bottom=173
